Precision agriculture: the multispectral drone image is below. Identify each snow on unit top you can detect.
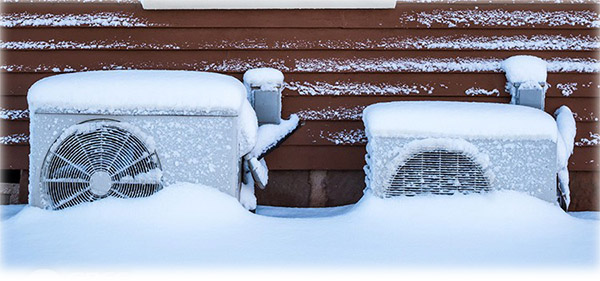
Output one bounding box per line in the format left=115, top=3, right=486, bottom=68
left=28, top=70, right=247, bottom=115
left=501, top=55, right=548, bottom=83
left=243, top=68, right=284, bottom=91
left=363, top=101, right=558, bottom=141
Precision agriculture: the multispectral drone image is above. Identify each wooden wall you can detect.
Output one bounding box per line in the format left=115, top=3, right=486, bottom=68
left=1, top=1, right=598, bottom=208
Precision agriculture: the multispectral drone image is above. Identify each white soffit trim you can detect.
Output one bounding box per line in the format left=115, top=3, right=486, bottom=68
left=140, top=0, right=397, bottom=10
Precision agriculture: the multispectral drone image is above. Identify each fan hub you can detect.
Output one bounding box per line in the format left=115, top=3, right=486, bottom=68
left=89, top=171, right=112, bottom=196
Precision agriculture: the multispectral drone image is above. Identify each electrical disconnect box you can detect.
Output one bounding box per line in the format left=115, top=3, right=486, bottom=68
left=250, top=86, right=282, bottom=125
left=502, top=55, right=548, bottom=111
left=508, top=82, right=547, bottom=110
left=243, top=68, right=284, bottom=125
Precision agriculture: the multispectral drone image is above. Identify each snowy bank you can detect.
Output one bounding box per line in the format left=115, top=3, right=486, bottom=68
left=2, top=182, right=597, bottom=268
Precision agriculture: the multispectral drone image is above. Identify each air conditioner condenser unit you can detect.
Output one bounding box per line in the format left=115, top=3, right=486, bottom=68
left=27, top=70, right=258, bottom=210
left=363, top=101, right=560, bottom=203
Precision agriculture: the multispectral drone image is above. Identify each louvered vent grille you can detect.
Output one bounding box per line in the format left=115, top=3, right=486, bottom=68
left=386, top=149, right=490, bottom=197
left=41, top=120, right=163, bottom=210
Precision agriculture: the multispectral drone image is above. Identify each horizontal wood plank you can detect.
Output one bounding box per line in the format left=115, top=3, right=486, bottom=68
left=3, top=73, right=598, bottom=98
left=2, top=28, right=598, bottom=51
left=1, top=2, right=597, bottom=29
left=1, top=50, right=597, bottom=74
left=281, top=120, right=600, bottom=147
left=3, top=95, right=597, bottom=122
left=281, top=96, right=600, bottom=122
left=283, top=73, right=599, bottom=98
left=0, top=145, right=28, bottom=169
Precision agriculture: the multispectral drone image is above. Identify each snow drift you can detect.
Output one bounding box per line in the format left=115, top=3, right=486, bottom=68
left=2, top=183, right=597, bottom=268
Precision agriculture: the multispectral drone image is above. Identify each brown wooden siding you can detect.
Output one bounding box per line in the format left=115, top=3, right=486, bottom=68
left=1, top=1, right=598, bottom=177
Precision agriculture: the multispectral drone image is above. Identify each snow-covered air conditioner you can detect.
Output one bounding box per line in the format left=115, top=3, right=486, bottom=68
left=27, top=70, right=259, bottom=210
left=363, top=101, right=562, bottom=203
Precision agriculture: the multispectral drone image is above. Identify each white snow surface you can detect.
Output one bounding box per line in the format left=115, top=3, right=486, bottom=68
left=3, top=34, right=598, bottom=51
left=0, top=11, right=151, bottom=28
left=238, top=101, right=258, bottom=155
left=243, top=67, right=284, bottom=91
left=501, top=55, right=548, bottom=83
left=555, top=106, right=577, bottom=207
left=250, top=114, right=299, bottom=158
left=3, top=57, right=598, bottom=74
left=0, top=108, right=29, bottom=120
left=28, top=70, right=247, bottom=115
left=363, top=101, right=558, bottom=141
left=556, top=106, right=577, bottom=161
left=0, top=133, right=29, bottom=145
left=240, top=172, right=257, bottom=211
left=2, top=183, right=597, bottom=267
left=400, top=7, right=600, bottom=28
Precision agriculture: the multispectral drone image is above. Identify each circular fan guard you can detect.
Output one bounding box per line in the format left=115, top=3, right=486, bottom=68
left=41, top=120, right=163, bottom=210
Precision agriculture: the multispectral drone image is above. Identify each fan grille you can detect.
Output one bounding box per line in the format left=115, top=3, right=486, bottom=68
left=41, top=120, right=163, bottom=210
left=386, top=149, right=490, bottom=197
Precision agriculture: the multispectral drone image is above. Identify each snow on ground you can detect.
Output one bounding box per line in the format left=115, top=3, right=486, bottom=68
left=571, top=212, right=600, bottom=221
left=257, top=204, right=354, bottom=218
left=1, top=182, right=597, bottom=269
left=0, top=205, right=25, bottom=221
